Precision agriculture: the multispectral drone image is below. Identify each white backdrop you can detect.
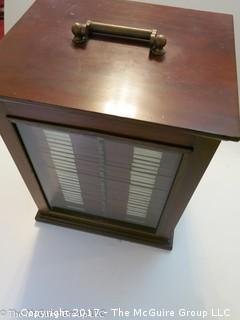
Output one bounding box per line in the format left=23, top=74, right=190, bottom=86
left=1, top=1, right=240, bottom=319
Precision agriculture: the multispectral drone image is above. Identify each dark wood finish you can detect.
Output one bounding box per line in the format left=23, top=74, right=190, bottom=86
left=156, top=137, right=220, bottom=238
left=0, top=108, right=48, bottom=212
left=1, top=98, right=196, bottom=147
left=0, top=0, right=239, bottom=250
left=0, top=102, right=220, bottom=249
left=35, top=210, right=173, bottom=250
left=0, top=0, right=239, bottom=140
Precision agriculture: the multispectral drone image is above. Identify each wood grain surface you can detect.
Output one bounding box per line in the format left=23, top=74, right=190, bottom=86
left=0, top=0, right=239, bottom=140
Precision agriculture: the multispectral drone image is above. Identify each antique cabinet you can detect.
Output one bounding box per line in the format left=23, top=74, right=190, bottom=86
left=0, top=0, right=239, bottom=250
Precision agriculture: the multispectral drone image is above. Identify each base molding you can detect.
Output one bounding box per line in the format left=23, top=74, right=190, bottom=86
left=35, top=210, right=173, bottom=250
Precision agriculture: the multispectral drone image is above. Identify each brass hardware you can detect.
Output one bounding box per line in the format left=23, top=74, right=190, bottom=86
left=72, top=20, right=167, bottom=56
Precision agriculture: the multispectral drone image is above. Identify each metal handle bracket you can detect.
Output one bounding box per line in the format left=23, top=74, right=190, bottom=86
left=72, top=20, right=167, bottom=56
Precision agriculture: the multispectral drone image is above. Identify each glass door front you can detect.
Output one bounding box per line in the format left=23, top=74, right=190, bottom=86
left=15, top=121, right=182, bottom=230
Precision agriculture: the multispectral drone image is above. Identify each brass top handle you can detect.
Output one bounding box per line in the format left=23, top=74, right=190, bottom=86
left=72, top=20, right=167, bottom=56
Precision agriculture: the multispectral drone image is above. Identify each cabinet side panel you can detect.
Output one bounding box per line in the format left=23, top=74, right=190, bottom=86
left=156, top=137, right=220, bottom=239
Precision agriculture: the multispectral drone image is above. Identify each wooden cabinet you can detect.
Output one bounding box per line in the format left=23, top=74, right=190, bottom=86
left=0, top=0, right=239, bottom=249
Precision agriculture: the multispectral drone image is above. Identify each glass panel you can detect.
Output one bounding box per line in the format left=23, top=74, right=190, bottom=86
left=16, top=121, right=182, bottom=229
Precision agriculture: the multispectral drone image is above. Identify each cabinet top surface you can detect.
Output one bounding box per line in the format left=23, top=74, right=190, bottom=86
left=0, top=0, right=239, bottom=140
